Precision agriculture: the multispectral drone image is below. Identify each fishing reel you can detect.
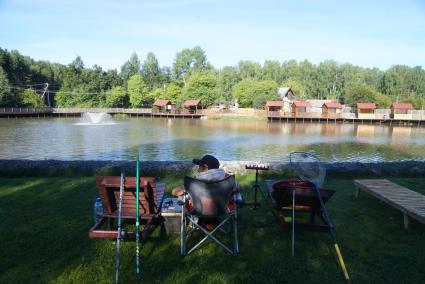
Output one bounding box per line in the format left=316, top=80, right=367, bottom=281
left=119, top=230, right=128, bottom=239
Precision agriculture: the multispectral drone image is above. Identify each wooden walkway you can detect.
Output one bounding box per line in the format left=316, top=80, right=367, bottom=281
left=0, top=107, right=203, bottom=119
left=268, top=115, right=425, bottom=126
left=354, top=179, right=425, bottom=229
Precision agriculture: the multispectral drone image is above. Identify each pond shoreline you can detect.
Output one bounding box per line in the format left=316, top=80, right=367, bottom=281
left=1, top=159, right=425, bottom=177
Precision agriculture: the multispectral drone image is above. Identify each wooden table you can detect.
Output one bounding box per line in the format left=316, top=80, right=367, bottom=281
left=354, top=179, right=425, bottom=229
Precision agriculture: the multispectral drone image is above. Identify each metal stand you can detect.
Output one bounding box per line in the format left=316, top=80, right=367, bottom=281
left=245, top=164, right=269, bottom=210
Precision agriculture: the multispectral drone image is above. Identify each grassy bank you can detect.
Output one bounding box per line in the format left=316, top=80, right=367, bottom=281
left=1, top=174, right=424, bottom=283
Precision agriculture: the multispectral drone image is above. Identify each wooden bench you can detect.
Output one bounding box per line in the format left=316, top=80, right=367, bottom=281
left=354, top=179, right=425, bottom=229
left=89, top=176, right=165, bottom=239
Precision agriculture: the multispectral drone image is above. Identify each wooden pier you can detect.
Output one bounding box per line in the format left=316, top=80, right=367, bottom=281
left=267, top=114, right=425, bottom=126
left=0, top=107, right=203, bottom=119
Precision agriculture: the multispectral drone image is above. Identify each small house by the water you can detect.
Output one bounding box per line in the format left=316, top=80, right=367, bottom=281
left=357, top=103, right=376, bottom=119
left=153, top=99, right=175, bottom=113
left=322, top=102, right=342, bottom=118
left=183, top=99, right=202, bottom=114
left=391, top=103, right=413, bottom=120
left=291, top=101, right=311, bottom=117
left=265, top=101, right=284, bottom=115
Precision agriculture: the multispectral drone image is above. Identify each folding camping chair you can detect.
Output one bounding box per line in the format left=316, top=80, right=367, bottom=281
left=179, top=175, right=239, bottom=256
left=89, top=176, right=165, bottom=239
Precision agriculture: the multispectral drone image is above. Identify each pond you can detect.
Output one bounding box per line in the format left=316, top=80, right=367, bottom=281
left=1, top=116, right=425, bottom=163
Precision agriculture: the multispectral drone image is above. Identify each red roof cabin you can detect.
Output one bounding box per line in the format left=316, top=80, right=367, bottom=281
left=391, top=103, right=413, bottom=120
left=153, top=99, right=175, bottom=113
left=357, top=103, right=376, bottom=119
left=291, top=101, right=311, bottom=117
left=265, top=101, right=284, bottom=112
left=183, top=99, right=202, bottom=114
left=322, top=102, right=342, bottom=118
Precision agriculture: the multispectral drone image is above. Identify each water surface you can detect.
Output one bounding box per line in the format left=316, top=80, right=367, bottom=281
left=1, top=117, right=424, bottom=162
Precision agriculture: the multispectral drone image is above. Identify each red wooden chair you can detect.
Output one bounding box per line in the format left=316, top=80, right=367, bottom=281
left=89, top=176, right=165, bottom=239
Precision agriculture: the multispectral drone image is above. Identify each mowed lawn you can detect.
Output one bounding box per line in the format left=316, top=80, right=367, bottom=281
left=1, top=174, right=424, bottom=284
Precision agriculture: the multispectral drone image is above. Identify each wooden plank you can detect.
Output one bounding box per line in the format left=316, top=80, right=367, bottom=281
left=354, top=179, right=425, bottom=227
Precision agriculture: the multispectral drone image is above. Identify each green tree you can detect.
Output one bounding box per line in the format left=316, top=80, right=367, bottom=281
left=106, top=86, right=127, bottom=107
left=0, top=67, right=12, bottom=106
left=120, top=52, right=141, bottom=82
left=374, top=92, right=392, bottom=108
left=262, top=60, right=282, bottom=83
left=148, top=88, right=165, bottom=101
left=232, top=79, right=278, bottom=108
left=238, top=60, right=262, bottom=79
left=70, top=55, right=84, bottom=71
left=317, top=60, right=342, bottom=100
left=165, top=83, right=182, bottom=101
left=172, top=46, right=208, bottom=85
left=127, top=75, right=149, bottom=107
left=21, top=88, right=45, bottom=107
left=407, top=94, right=425, bottom=109
left=217, top=66, right=240, bottom=105
left=344, top=83, right=381, bottom=108
left=141, top=52, right=160, bottom=90
left=183, top=71, right=218, bottom=106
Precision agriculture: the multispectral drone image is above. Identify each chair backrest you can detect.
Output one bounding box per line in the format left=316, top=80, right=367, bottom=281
left=271, top=180, right=335, bottom=209
left=184, top=175, right=235, bottom=216
left=95, top=176, right=158, bottom=217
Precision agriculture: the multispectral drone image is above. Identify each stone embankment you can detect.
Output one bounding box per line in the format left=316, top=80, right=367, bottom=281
left=1, top=159, right=424, bottom=177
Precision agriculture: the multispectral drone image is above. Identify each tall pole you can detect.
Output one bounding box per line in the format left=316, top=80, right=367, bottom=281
left=136, top=155, right=141, bottom=274
left=115, top=172, right=125, bottom=283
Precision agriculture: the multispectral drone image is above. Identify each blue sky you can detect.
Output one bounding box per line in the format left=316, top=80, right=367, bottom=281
left=1, top=0, right=424, bottom=70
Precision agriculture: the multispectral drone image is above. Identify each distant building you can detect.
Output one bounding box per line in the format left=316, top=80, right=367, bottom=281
left=322, top=102, right=343, bottom=118
left=153, top=99, right=175, bottom=113
left=306, top=99, right=332, bottom=113
left=278, top=87, right=296, bottom=111
left=183, top=99, right=202, bottom=114
left=291, top=101, right=311, bottom=117
left=357, top=103, right=376, bottom=119
left=391, top=103, right=413, bottom=120
left=265, top=100, right=284, bottom=113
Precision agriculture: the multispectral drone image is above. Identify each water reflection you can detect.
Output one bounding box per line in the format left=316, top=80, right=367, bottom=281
left=0, top=117, right=424, bottom=162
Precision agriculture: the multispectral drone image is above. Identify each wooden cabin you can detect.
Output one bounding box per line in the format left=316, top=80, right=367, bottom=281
left=265, top=101, right=284, bottom=116
left=153, top=99, right=175, bottom=113
left=357, top=103, right=376, bottom=119
left=183, top=99, right=202, bottom=114
left=391, top=103, right=413, bottom=120
left=322, top=102, right=342, bottom=118
left=291, top=101, right=311, bottom=117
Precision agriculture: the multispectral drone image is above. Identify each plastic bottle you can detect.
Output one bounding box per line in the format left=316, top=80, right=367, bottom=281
left=93, top=197, right=103, bottom=224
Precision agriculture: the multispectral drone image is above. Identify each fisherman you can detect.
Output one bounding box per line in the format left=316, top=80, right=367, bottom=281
left=172, top=154, right=244, bottom=203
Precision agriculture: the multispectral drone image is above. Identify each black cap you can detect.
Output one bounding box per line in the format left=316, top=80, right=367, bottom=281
left=192, top=155, right=220, bottom=169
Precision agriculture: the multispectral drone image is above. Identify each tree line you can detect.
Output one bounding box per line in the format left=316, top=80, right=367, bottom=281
left=1, top=46, right=425, bottom=109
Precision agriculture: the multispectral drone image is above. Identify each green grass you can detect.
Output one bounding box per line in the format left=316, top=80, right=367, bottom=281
left=1, top=175, right=425, bottom=283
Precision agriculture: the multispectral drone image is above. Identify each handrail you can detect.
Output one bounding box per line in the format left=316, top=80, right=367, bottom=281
left=51, top=108, right=152, bottom=114
left=0, top=107, right=52, bottom=113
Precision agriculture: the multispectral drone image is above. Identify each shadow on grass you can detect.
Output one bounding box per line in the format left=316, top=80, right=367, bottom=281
left=0, top=177, right=97, bottom=283
left=1, top=176, right=425, bottom=283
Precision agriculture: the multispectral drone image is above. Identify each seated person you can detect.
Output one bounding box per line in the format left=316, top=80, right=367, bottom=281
left=172, top=154, right=244, bottom=204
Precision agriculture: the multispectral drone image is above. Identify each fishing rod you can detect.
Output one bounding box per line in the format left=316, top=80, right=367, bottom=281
left=115, top=171, right=125, bottom=283
left=290, top=152, right=351, bottom=283
left=136, top=155, right=141, bottom=275
left=311, top=181, right=351, bottom=283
